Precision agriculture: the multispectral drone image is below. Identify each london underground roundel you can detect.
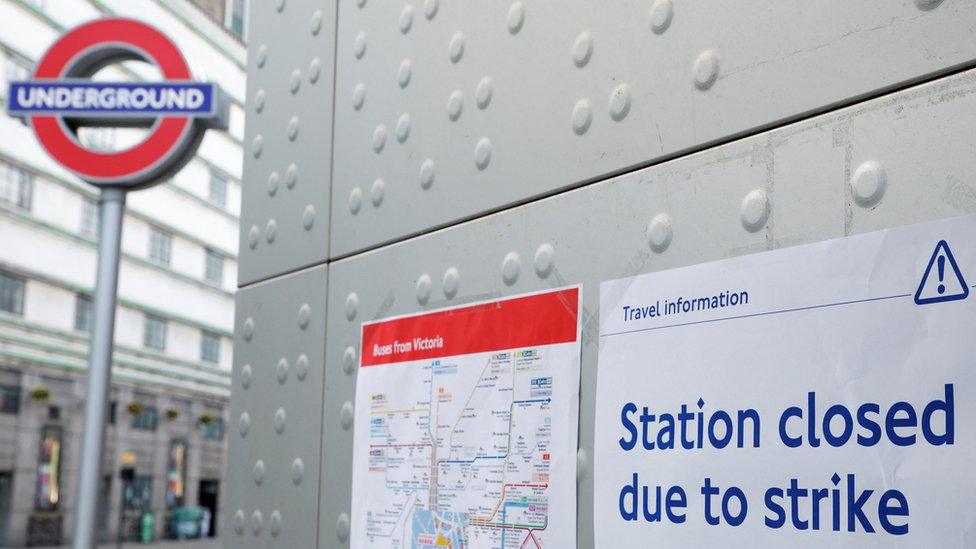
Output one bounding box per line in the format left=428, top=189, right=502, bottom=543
left=6, top=18, right=227, bottom=188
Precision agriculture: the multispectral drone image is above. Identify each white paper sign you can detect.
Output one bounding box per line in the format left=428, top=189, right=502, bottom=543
left=351, top=287, right=582, bottom=548
left=596, top=215, right=976, bottom=547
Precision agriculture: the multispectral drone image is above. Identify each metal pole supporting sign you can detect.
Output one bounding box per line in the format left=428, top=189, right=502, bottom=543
left=4, top=18, right=227, bottom=549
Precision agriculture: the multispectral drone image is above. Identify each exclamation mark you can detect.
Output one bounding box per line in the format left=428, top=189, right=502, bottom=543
left=937, top=254, right=946, bottom=294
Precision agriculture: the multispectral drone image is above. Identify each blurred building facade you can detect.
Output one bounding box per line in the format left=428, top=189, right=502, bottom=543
left=0, top=0, right=247, bottom=545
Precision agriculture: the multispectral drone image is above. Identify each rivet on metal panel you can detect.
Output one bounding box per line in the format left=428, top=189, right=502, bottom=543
left=251, top=510, right=263, bottom=536
left=572, top=99, right=592, bottom=135
left=572, top=32, right=593, bottom=68
left=647, top=213, right=674, bottom=253
left=372, top=124, right=387, bottom=153
left=285, top=163, right=298, bottom=188
left=447, top=90, right=464, bottom=121
left=609, top=84, right=632, bottom=121
left=295, top=354, right=309, bottom=381
left=238, top=412, right=250, bottom=437
left=420, top=159, right=436, bottom=189
left=851, top=160, right=887, bottom=207
left=275, top=0, right=285, bottom=12
left=475, top=77, right=493, bottom=109
left=424, top=0, right=438, bottom=20
left=253, top=460, right=265, bottom=485
left=290, top=69, right=302, bottom=94
left=247, top=225, right=259, bottom=249
left=265, top=219, right=277, bottom=243
left=274, top=408, right=287, bottom=434
left=348, top=187, right=363, bottom=215
left=416, top=273, right=433, bottom=304
left=449, top=32, right=465, bottom=63
left=693, top=50, right=719, bottom=91
left=252, top=134, right=263, bottom=158
left=400, top=5, right=414, bottom=33
left=354, top=32, right=367, bottom=60
left=649, top=0, right=674, bottom=34
left=276, top=358, right=289, bottom=383
left=740, top=189, right=770, bottom=232
left=534, top=243, right=554, bottom=278
left=254, top=89, right=265, bottom=113
left=241, top=364, right=252, bottom=389
left=270, top=511, right=282, bottom=537
left=243, top=318, right=255, bottom=341
left=474, top=137, right=492, bottom=170
left=352, top=83, right=366, bottom=110
left=340, top=401, right=354, bottom=429
left=507, top=2, right=525, bottom=34
left=267, top=171, right=280, bottom=197
left=345, top=293, right=359, bottom=321
left=576, top=448, right=588, bottom=483
left=309, top=58, right=322, bottom=83
left=371, top=178, right=386, bottom=207
left=396, top=113, right=411, bottom=143
left=337, top=513, right=351, bottom=542
left=502, top=252, right=521, bottom=285
left=291, top=458, right=305, bottom=485
left=916, top=0, right=944, bottom=10
left=443, top=267, right=459, bottom=298
left=256, top=44, right=268, bottom=68
left=343, top=346, right=358, bottom=374
left=311, top=9, right=323, bottom=35
left=398, top=59, right=412, bottom=88
left=288, top=116, right=300, bottom=141
left=303, top=204, right=316, bottom=230
left=233, top=510, right=245, bottom=535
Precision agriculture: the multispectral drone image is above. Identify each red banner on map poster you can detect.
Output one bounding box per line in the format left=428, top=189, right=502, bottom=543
left=361, top=287, right=579, bottom=366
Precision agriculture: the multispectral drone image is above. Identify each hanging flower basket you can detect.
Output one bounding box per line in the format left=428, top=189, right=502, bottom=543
left=198, top=410, right=216, bottom=426
left=126, top=401, right=145, bottom=415
left=165, top=407, right=180, bottom=421
left=29, top=386, right=51, bottom=402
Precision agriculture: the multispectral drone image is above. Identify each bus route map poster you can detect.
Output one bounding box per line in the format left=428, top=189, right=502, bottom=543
left=351, top=286, right=582, bottom=549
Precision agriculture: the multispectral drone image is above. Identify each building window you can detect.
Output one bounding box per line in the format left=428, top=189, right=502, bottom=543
left=77, top=128, right=116, bottom=152
left=165, top=440, right=187, bottom=509
left=143, top=315, right=167, bottom=351
left=200, top=331, right=220, bottom=363
left=148, top=226, right=172, bottom=265
left=124, top=475, right=152, bottom=511
left=0, top=384, right=19, bottom=415
left=131, top=406, right=157, bottom=431
left=0, top=162, right=32, bottom=211
left=35, top=426, right=62, bottom=511
left=74, top=294, right=93, bottom=332
left=108, top=401, right=117, bottom=425
left=208, top=172, right=227, bottom=207
left=0, top=272, right=25, bottom=315
left=80, top=197, right=99, bottom=237
left=204, top=249, right=224, bottom=286
left=201, top=416, right=224, bottom=440
left=226, top=0, right=249, bottom=39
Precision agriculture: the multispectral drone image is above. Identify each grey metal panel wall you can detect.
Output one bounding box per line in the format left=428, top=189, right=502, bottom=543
left=329, top=0, right=976, bottom=256
left=237, top=0, right=337, bottom=285
left=320, top=68, right=976, bottom=547
left=230, top=1, right=976, bottom=548
left=226, top=264, right=328, bottom=547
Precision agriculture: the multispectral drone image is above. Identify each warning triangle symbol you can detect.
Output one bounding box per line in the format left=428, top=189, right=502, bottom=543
left=914, top=240, right=969, bottom=305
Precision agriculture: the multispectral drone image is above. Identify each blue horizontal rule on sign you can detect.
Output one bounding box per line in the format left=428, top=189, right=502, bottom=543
left=6, top=81, right=218, bottom=118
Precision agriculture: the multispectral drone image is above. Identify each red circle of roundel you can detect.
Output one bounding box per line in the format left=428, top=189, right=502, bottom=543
left=30, top=18, right=192, bottom=185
